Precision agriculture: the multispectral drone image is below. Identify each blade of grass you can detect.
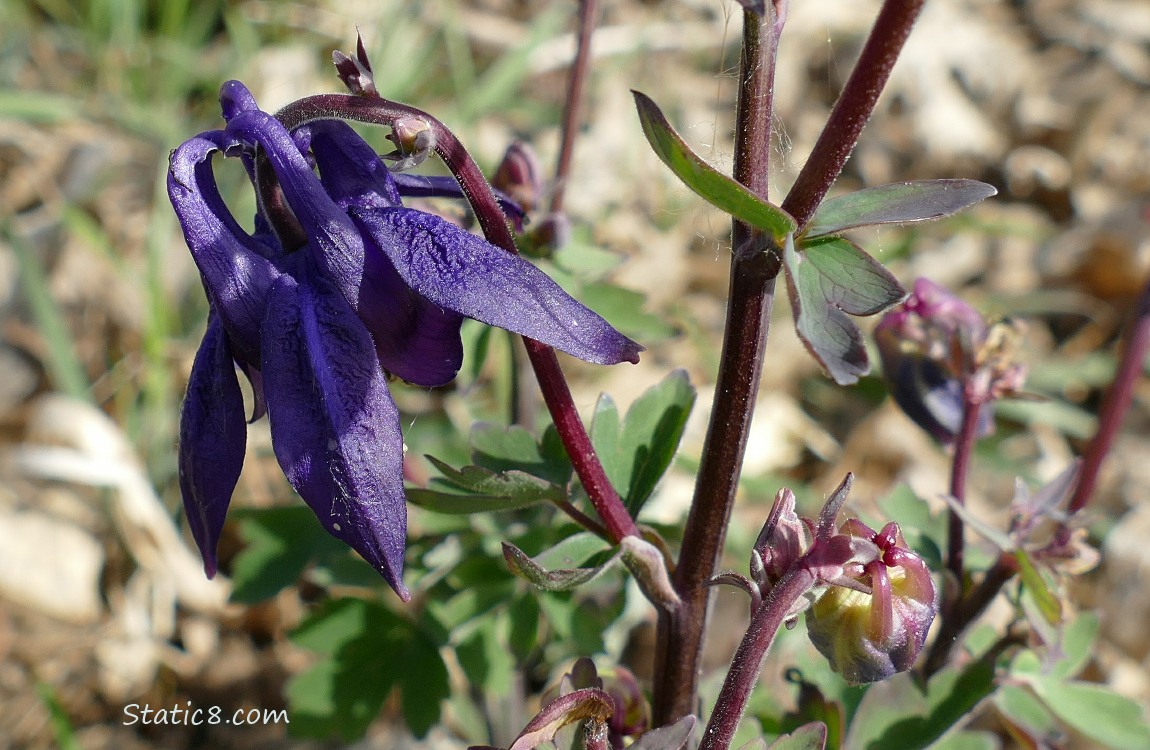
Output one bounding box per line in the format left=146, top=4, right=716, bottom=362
left=5, top=221, right=91, bottom=401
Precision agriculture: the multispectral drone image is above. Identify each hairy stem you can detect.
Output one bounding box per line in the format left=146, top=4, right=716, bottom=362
left=780, top=0, right=925, bottom=229
left=550, top=0, right=599, bottom=214
left=277, top=95, right=639, bottom=543
left=652, top=5, right=783, bottom=725
left=700, top=567, right=816, bottom=750
left=1068, top=274, right=1150, bottom=514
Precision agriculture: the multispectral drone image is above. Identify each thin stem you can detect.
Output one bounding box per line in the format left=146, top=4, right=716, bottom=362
left=1068, top=274, right=1150, bottom=514
left=780, top=0, right=925, bottom=229
left=276, top=95, right=639, bottom=544
left=700, top=567, right=816, bottom=750
left=652, top=5, right=783, bottom=725
left=550, top=0, right=599, bottom=214
left=921, top=552, right=1016, bottom=679
left=946, top=396, right=982, bottom=590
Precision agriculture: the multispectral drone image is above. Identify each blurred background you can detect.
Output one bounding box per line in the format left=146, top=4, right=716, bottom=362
left=1, top=0, right=1149, bottom=747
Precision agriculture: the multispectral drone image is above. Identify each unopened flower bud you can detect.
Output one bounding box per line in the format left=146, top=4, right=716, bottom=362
left=603, top=667, right=648, bottom=743
left=752, top=488, right=809, bottom=590
left=806, top=521, right=937, bottom=684
left=491, top=142, right=543, bottom=214
left=333, top=35, right=377, bottom=97
left=385, top=117, right=435, bottom=170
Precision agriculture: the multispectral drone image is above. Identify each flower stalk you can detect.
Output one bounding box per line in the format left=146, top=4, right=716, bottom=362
left=652, top=3, right=784, bottom=724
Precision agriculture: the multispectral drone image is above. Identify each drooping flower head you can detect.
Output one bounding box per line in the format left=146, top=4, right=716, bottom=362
left=875, top=278, right=1026, bottom=445
left=169, top=80, right=641, bottom=599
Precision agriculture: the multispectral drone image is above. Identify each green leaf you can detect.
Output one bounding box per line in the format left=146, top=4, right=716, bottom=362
left=230, top=508, right=346, bottom=603
left=592, top=370, right=697, bottom=517
left=928, top=731, right=999, bottom=750
left=470, top=423, right=572, bottom=486
left=581, top=282, right=678, bottom=342
left=844, top=658, right=997, bottom=750
left=503, top=534, right=619, bottom=592
left=784, top=242, right=869, bottom=384
left=508, top=594, right=541, bottom=663
left=406, top=487, right=554, bottom=514
left=1052, top=611, right=1099, bottom=680
left=796, top=236, right=906, bottom=315
left=804, top=179, right=997, bottom=238
left=287, top=600, right=404, bottom=740
left=288, top=599, right=448, bottom=741
left=455, top=617, right=516, bottom=698
left=633, top=90, right=796, bottom=239
left=766, top=722, right=827, bottom=749
left=993, top=685, right=1061, bottom=744
left=1029, top=679, right=1150, bottom=750
left=428, top=456, right=564, bottom=501
left=397, top=628, right=450, bottom=737
left=1013, top=549, right=1062, bottom=626
left=631, top=715, right=696, bottom=750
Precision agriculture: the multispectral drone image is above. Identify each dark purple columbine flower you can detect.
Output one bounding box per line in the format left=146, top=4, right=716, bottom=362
left=875, top=278, right=1026, bottom=445
left=169, top=81, right=641, bottom=599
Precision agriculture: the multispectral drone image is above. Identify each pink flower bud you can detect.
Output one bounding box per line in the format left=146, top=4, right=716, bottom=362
left=806, top=521, right=937, bottom=684
left=491, top=142, right=543, bottom=214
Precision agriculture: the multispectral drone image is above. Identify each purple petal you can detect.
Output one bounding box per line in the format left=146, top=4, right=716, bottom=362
left=304, top=120, right=403, bottom=209
left=224, top=110, right=367, bottom=305
left=392, top=173, right=527, bottom=230
left=178, top=314, right=247, bottom=578
left=261, top=273, right=410, bottom=599
left=351, top=207, right=643, bottom=365
left=359, top=245, right=466, bottom=386
left=168, top=133, right=281, bottom=364
left=219, top=80, right=261, bottom=123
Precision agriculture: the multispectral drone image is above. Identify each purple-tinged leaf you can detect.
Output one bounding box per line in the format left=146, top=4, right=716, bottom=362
left=797, top=236, right=906, bottom=316
left=630, top=716, right=696, bottom=750
left=633, top=90, right=796, bottom=240
left=783, top=236, right=871, bottom=385
left=502, top=535, right=620, bottom=592
left=507, top=688, right=615, bottom=750
left=766, top=722, right=828, bottom=750
left=805, top=179, right=997, bottom=239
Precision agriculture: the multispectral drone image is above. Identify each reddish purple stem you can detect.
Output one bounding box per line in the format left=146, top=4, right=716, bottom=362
left=1068, top=276, right=1150, bottom=513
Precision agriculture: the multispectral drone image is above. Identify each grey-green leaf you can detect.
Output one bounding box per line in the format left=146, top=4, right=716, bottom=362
left=797, top=236, right=906, bottom=315
left=633, top=90, right=796, bottom=239
left=805, top=179, right=997, bottom=238
left=1029, top=679, right=1150, bottom=750
left=783, top=235, right=872, bottom=385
